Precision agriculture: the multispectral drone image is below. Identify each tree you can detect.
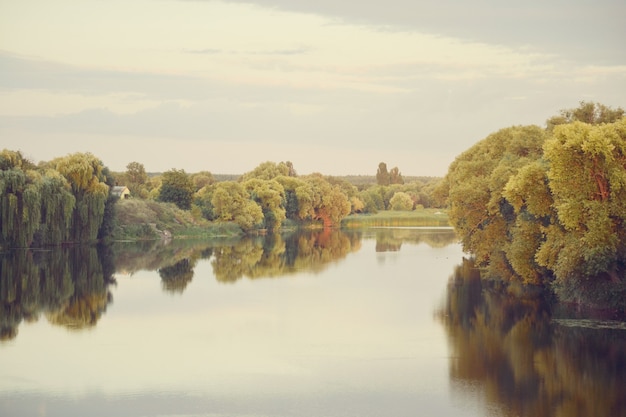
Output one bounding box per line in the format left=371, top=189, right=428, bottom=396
left=537, top=119, right=626, bottom=283
left=53, top=152, right=110, bottom=242
left=0, top=150, right=42, bottom=248
left=211, top=181, right=263, bottom=231
left=546, top=101, right=624, bottom=131
left=240, top=161, right=295, bottom=181
left=376, top=162, right=390, bottom=186
left=158, top=169, right=194, bottom=210
left=243, top=178, right=286, bottom=231
left=125, top=161, right=148, bottom=198
left=191, top=171, right=215, bottom=191
left=444, top=125, right=547, bottom=280
left=389, top=192, right=414, bottom=211
left=389, top=166, right=404, bottom=185
left=300, top=174, right=351, bottom=228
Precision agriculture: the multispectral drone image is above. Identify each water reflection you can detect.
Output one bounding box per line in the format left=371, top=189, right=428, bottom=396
left=113, top=230, right=365, bottom=286
left=0, top=245, right=115, bottom=341
left=437, top=258, right=626, bottom=417
left=373, top=227, right=457, bottom=252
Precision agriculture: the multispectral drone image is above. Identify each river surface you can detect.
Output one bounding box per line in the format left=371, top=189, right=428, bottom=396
left=1, top=228, right=625, bottom=417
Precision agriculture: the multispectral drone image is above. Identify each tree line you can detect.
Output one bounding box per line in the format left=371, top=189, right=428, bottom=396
left=439, top=101, right=625, bottom=309
left=1, top=147, right=440, bottom=248
left=115, top=160, right=440, bottom=233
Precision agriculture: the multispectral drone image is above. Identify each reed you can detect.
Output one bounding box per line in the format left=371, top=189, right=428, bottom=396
left=341, top=209, right=450, bottom=228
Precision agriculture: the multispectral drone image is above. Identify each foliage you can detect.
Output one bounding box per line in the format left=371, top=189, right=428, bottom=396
left=211, top=181, right=264, bottom=231
left=239, top=161, right=296, bottom=181
left=546, top=101, right=624, bottom=131
left=298, top=174, right=351, bottom=228
left=157, top=168, right=194, bottom=210
left=389, top=191, right=414, bottom=211
left=1, top=150, right=113, bottom=248
left=243, top=178, right=286, bottom=231
left=124, top=161, right=149, bottom=198
left=444, top=102, right=626, bottom=309
left=112, top=198, right=229, bottom=240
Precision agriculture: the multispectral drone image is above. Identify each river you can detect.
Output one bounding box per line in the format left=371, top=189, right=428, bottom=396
left=1, top=228, right=624, bottom=417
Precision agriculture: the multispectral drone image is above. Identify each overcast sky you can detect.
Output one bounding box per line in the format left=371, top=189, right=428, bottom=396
left=1, top=0, right=624, bottom=176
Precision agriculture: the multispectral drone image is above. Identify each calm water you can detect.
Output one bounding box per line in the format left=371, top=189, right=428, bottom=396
left=1, top=228, right=625, bottom=417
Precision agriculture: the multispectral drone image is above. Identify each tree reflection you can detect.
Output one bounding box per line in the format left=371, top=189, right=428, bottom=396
left=374, top=228, right=457, bottom=252
left=437, top=258, right=626, bottom=417
left=1, top=245, right=114, bottom=340
left=159, top=258, right=195, bottom=293
left=212, top=229, right=361, bottom=283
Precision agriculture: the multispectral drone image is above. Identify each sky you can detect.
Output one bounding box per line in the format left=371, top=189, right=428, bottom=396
left=1, top=0, right=625, bottom=176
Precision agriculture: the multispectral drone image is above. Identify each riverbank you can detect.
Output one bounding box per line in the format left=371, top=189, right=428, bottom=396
left=112, top=199, right=451, bottom=241
left=112, top=199, right=243, bottom=240
left=341, top=209, right=450, bottom=228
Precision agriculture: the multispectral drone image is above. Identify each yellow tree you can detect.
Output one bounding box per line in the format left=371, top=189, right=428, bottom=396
left=444, top=125, right=546, bottom=279
left=54, top=153, right=109, bottom=242
left=301, top=174, right=351, bottom=228
left=211, top=181, right=263, bottom=232
left=242, top=178, right=286, bottom=231
left=538, top=118, right=626, bottom=284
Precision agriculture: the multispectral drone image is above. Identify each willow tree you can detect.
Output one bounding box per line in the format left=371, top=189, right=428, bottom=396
left=54, top=153, right=109, bottom=242
left=0, top=150, right=42, bottom=248
left=34, top=170, right=76, bottom=245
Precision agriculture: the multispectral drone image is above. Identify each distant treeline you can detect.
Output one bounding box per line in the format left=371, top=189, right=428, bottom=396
left=1, top=150, right=445, bottom=248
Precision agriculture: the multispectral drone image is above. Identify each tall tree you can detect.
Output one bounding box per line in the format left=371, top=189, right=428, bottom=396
left=389, top=166, right=404, bottom=185
left=125, top=161, right=148, bottom=198
left=376, top=162, right=390, bottom=186
left=0, top=150, right=42, bottom=248
left=53, top=152, right=110, bottom=243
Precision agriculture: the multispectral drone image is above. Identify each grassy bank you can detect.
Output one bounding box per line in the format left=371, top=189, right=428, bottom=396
left=341, top=209, right=450, bottom=228
left=112, top=200, right=450, bottom=241
left=112, top=199, right=242, bottom=240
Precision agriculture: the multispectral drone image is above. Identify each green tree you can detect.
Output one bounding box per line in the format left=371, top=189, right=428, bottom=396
left=0, top=150, right=42, bottom=248
left=299, top=174, right=351, bottom=228
left=547, top=101, right=624, bottom=131
left=240, top=161, right=295, bottom=181
left=538, top=119, right=626, bottom=284
left=191, top=171, right=215, bottom=191
left=389, top=191, right=414, bottom=211
left=158, top=169, right=194, bottom=210
left=243, top=179, right=286, bottom=231
left=125, top=161, right=148, bottom=198
left=444, top=125, right=547, bottom=280
left=211, top=181, right=263, bottom=231
left=53, top=152, right=109, bottom=243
